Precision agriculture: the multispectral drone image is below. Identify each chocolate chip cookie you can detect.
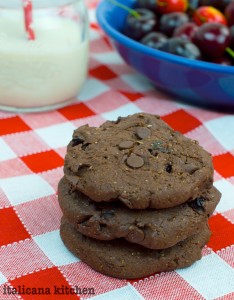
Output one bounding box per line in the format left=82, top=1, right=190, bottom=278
left=58, top=177, right=220, bottom=249
left=64, top=113, right=213, bottom=209
left=60, top=218, right=211, bottom=279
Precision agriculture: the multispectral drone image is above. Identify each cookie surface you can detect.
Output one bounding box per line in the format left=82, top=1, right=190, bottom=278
left=58, top=177, right=220, bottom=249
left=60, top=218, right=211, bottom=279
left=64, top=113, right=213, bottom=209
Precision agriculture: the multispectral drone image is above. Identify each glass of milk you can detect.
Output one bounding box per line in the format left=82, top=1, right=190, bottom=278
left=0, top=0, right=89, bottom=112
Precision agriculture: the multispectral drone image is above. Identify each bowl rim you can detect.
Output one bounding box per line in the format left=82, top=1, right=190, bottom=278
left=96, top=0, right=234, bottom=75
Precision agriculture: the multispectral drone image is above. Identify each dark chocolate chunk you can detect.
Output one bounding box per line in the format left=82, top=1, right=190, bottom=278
left=118, top=141, right=134, bottom=150
left=121, top=154, right=128, bottom=163
left=127, top=226, right=144, bottom=243
left=184, top=163, right=199, bottom=174
left=136, top=127, right=151, bottom=139
left=165, top=163, right=172, bottom=173
left=72, top=136, right=84, bottom=147
left=126, top=153, right=144, bottom=168
left=189, top=197, right=205, bottom=211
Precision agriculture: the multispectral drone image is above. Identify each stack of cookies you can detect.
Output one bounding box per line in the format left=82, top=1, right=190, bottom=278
left=58, top=113, right=221, bottom=279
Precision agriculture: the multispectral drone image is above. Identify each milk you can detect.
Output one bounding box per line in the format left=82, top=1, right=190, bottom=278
left=0, top=11, right=89, bottom=109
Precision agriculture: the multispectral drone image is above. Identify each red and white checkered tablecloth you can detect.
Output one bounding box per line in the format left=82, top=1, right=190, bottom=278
left=1, top=1, right=234, bottom=299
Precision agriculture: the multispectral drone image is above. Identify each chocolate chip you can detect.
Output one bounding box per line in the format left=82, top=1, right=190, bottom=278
left=136, top=127, right=151, bottom=139
left=118, top=141, right=134, bottom=150
left=189, top=197, right=205, bottom=211
left=184, top=163, right=199, bottom=174
left=126, top=153, right=144, bottom=168
left=121, top=154, right=128, bottom=163
left=165, top=163, right=172, bottom=173
left=127, top=227, right=144, bottom=243
left=119, top=196, right=133, bottom=208
left=72, top=136, right=84, bottom=147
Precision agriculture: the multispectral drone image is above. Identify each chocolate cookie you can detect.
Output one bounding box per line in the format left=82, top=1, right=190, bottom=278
left=60, top=218, right=211, bottom=279
left=64, top=113, right=213, bottom=209
left=58, top=177, right=220, bottom=249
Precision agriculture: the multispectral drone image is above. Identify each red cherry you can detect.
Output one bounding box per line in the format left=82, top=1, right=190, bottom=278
left=193, top=6, right=227, bottom=26
left=173, top=22, right=198, bottom=40
left=157, top=0, right=188, bottom=14
left=193, top=23, right=230, bottom=59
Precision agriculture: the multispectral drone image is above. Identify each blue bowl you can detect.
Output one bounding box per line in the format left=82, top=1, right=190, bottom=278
left=96, top=0, right=234, bottom=109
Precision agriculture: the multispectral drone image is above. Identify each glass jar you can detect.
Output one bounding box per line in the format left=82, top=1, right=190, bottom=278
left=0, top=0, right=89, bottom=112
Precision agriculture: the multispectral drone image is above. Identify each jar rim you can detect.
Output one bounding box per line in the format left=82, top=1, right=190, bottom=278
left=0, top=0, right=79, bottom=9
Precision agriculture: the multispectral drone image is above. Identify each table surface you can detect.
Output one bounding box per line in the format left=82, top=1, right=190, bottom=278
left=0, top=1, right=234, bottom=299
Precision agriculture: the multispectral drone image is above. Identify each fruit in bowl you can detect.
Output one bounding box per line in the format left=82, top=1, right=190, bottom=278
left=159, top=12, right=189, bottom=36
left=96, top=0, right=234, bottom=108
left=121, top=0, right=234, bottom=63
left=193, top=6, right=227, bottom=25
left=157, top=0, right=188, bottom=14
left=123, top=8, right=157, bottom=40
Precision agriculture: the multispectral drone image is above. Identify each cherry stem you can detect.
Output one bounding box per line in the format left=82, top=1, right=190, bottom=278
left=106, top=0, right=140, bottom=18
left=226, top=47, right=234, bottom=60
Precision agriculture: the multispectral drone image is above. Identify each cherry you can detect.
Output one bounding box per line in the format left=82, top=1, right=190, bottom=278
left=193, top=23, right=231, bottom=59
left=193, top=6, right=227, bottom=26
left=123, top=9, right=157, bottom=40
left=157, top=0, right=188, bottom=14
left=159, top=12, right=189, bottom=36
left=160, top=37, right=201, bottom=59
left=173, top=22, right=198, bottom=40
left=225, top=2, right=234, bottom=27
left=141, top=32, right=168, bottom=49
left=198, top=0, right=233, bottom=12
left=120, top=0, right=234, bottom=65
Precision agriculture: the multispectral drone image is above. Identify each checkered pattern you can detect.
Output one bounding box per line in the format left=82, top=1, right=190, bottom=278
left=0, top=1, right=234, bottom=299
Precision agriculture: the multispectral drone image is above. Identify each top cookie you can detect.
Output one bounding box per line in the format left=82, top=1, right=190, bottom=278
left=64, top=113, right=213, bottom=209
